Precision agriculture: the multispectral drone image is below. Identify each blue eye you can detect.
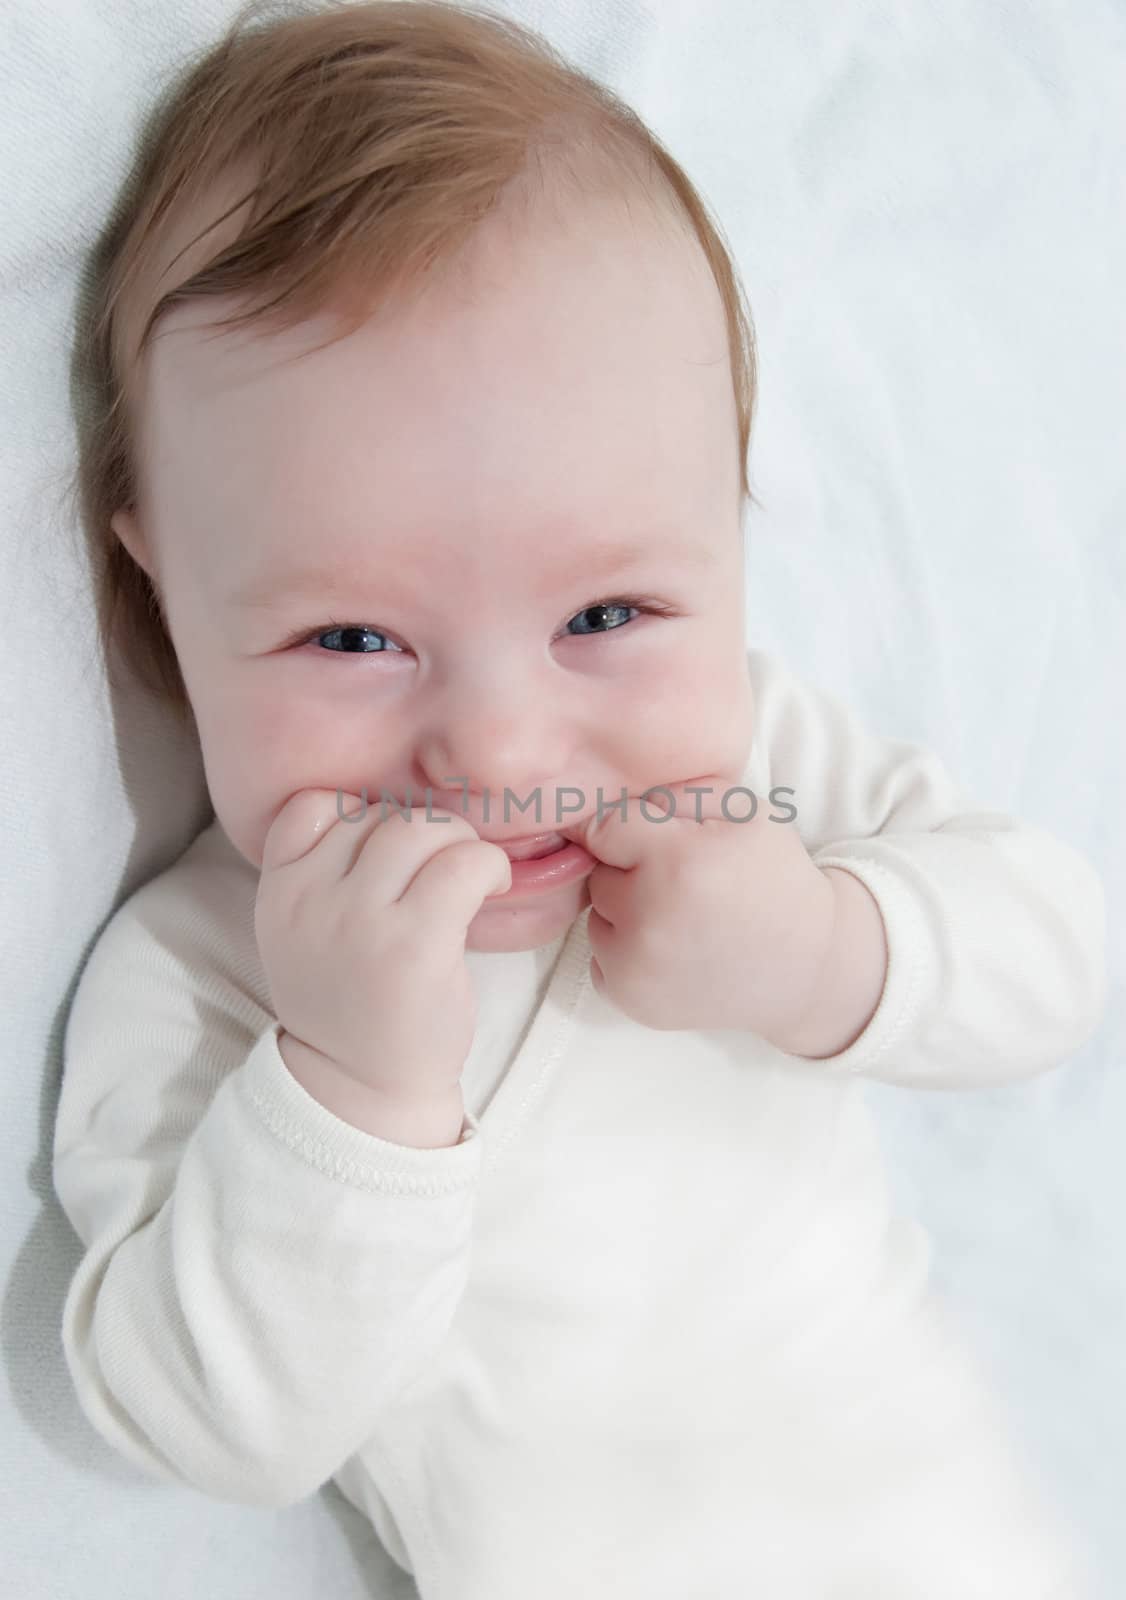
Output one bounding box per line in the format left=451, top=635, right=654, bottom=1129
left=315, top=623, right=402, bottom=654
left=566, top=602, right=639, bottom=636
left=280, top=596, right=675, bottom=656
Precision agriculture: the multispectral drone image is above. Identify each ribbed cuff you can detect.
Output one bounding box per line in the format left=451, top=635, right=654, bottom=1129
left=793, top=851, right=937, bottom=1075
left=235, top=1022, right=483, bottom=1194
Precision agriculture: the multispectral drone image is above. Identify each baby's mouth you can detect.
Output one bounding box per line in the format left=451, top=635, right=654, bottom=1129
left=497, top=832, right=567, bottom=861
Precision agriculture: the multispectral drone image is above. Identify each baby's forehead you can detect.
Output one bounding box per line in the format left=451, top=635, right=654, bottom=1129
left=147, top=250, right=722, bottom=483
left=134, top=172, right=735, bottom=557
left=139, top=160, right=717, bottom=385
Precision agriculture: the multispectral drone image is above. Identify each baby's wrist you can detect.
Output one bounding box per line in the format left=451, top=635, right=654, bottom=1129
left=277, top=1029, right=468, bottom=1148
left=765, top=868, right=889, bottom=1060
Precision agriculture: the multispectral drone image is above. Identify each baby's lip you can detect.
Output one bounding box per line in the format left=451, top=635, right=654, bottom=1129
left=477, top=828, right=557, bottom=845
left=480, top=830, right=566, bottom=861
left=478, top=822, right=593, bottom=858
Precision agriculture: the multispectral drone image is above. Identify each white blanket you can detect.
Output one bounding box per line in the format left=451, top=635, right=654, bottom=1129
left=3, top=1, right=1122, bottom=1595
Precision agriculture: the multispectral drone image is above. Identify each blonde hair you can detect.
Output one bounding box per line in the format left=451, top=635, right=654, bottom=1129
left=70, top=0, right=758, bottom=725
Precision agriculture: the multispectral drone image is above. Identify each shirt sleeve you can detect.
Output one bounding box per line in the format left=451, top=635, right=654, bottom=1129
left=747, top=648, right=1107, bottom=1088
left=52, top=872, right=481, bottom=1510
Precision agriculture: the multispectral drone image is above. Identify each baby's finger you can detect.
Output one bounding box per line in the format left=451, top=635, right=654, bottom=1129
left=260, top=789, right=361, bottom=873
left=564, top=786, right=683, bottom=869
left=347, top=806, right=487, bottom=904
left=647, top=777, right=748, bottom=826
left=398, top=837, right=512, bottom=926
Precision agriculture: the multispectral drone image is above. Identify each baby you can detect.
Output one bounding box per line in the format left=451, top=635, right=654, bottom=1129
left=54, top=2, right=1106, bottom=1596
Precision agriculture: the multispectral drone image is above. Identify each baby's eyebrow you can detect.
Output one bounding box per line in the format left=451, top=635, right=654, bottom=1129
left=535, top=537, right=717, bottom=591
left=229, top=536, right=715, bottom=609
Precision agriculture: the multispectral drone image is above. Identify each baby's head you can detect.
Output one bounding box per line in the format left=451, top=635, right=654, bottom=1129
left=83, top=0, right=758, bottom=952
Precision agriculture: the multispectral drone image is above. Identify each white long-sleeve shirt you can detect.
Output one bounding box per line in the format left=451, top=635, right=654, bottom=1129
left=53, top=647, right=1106, bottom=1599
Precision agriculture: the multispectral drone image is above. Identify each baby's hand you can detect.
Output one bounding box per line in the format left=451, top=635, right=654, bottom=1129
left=254, top=789, right=511, bottom=1144
left=563, top=778, right=835, bottom=1042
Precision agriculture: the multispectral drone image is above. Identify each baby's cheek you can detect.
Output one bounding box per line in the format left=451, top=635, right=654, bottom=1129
left=639, top=670, right=751, bottom=777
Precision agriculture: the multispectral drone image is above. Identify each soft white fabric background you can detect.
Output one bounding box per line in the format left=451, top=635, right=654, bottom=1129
left=2, top=0, right=1123, bottom=1595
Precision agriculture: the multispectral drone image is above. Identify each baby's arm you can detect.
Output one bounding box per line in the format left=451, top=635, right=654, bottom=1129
left=747, top=648, right=1106, bottom=1087
left=52, top=863, right=480, bottom=1509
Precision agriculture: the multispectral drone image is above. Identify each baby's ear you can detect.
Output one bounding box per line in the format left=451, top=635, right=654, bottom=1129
left=110, top=506, right=154, bottom=577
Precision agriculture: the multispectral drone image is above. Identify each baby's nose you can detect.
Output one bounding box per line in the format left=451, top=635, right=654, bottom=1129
left=417, top=698, right=558, bottom=815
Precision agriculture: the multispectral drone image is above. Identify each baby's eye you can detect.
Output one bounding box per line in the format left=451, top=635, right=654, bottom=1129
left=316, top=624, right=402, bottom=654
left=565, top=601, right=640, bottom=637
left=285, top=597, right=672, bottom=655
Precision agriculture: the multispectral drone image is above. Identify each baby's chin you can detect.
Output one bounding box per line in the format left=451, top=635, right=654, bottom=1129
left=465, top=878, right=589, bottom=953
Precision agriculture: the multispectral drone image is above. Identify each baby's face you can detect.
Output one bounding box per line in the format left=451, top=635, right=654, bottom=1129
left=115, top=191, right=753, bottom=951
